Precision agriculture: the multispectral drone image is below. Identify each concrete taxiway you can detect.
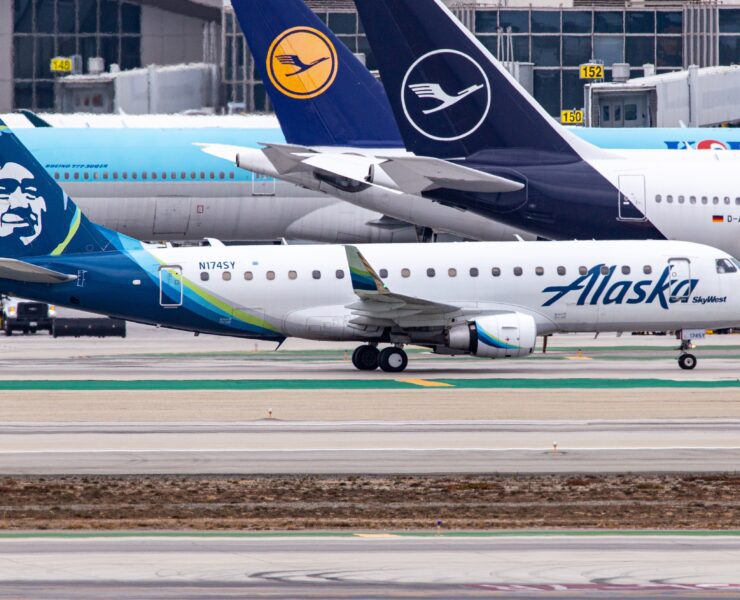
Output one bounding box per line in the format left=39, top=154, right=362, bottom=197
left=0, top=534, right=738, bottom=599
left=1, top=420, right=739, bottom=474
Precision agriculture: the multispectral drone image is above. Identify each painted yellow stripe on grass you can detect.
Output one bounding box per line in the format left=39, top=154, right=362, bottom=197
left=50, top=207, right=81, bottom=256
left=400, top=379, right=454, bottom=388
left=354, top=533, right=400, bottom=539
left=565, top=356, right=593, bottom=361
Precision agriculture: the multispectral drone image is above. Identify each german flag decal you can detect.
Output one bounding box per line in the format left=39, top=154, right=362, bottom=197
left=713, top=215, right=725, bottom=223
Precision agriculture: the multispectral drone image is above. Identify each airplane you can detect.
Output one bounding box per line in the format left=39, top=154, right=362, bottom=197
left=347, top=0, right=740, bottom=257
left=0, top=118, right=738, bottom=372
left=5, top=120, right=737, bottom=247
left=230, top=0, right=740, bottom=259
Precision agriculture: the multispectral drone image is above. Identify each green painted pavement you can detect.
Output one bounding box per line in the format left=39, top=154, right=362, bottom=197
left=1, top=378, right=739, bottom=390
left=0, top=530, right=737, bottom=540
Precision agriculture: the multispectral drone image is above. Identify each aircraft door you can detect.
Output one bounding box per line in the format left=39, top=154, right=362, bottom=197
left=252, top=173, right=276, bottom=196
left=668, top=258, right=692, bottom=304
left=159, top=265, right=183, bottom=308
left=618, top=175, right=647, bottom=221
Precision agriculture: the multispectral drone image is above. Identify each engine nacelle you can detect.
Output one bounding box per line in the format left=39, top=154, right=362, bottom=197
left=446, top=313, right=537, bottom=359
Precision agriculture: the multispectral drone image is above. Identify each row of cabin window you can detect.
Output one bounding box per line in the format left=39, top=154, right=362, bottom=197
left=655, top=194, right=740, bottom=206
left=53, top=171, right=237, bottom=182
left=200, top=264, right=653, bottom=282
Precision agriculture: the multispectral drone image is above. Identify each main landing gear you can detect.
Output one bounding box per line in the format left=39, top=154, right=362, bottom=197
left=351, top=344, right=409, bottom=373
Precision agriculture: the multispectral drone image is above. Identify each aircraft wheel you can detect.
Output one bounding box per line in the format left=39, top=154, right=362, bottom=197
left=352, top=345, right=379, bottom=371
left=379, top=347, right=408, bottom=373
left=678, top=353, right=697, bottom=370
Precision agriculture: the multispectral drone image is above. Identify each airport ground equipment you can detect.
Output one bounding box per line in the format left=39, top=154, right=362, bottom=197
left=0, top=119, right=737, bottom=371
left=1, top=299, right=54, bottom=335
left=52, top=318, right=126, bottom=339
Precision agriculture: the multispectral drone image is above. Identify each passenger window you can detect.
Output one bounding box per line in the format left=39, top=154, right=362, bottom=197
left=64, top=172, right=70, bottom=180
left=73, top=172, right=79, bottom=180
left=219, top=172, right=225, bottom=180
left=132, top=172, right=137, bottom=180
left=171, top=172, right=176, bottom=179
left=266, top=271, right=276, bottom=281
left=229, top=172, right=235, bottom=180
left=336, top=269, right=345, bottom=279
left=113, top=172, right=118, bottom=180
left=448, top=268, right=457, bottom=278
left=689, top=196, right=696, bottom=204
left=83, top=172, right=89, bottom=180
left=579, top=266, right=587, bottom=275
left=180, top=172, right=186, bottom=179
left=621, top=266, right=630, bottom=275
left=288, top=271, right=297, bottom=280
left=600, top=266, right=610, bottom=275
left=655, top=195, right=661, bottom=203
left=678, top=195, right=685, bottom=204
left=191, top=172, right=196, bottom=179
left=643, top=265, right=652, bottom=275
left=54, top=172, right=60, bottom=180
left=141, top=172, right=147, bottom=180
left=103, top=172, right=109, bottom=180
left=666, top=195, right=673, bottom=203
left=713, top=196, right=719, bottom=205
left=210, top=172, right=215, bottom=180
left=716, top=258, right=737, bottom=274
left=513, top=267, right=523, bottom=276
left=469, top=267, right=479, bottom=278
left=151, top=172, right=157, bottom=180
left=222, top=271, right=231, bottom=281
left=200, top=172, right=205, bottom=179
left=401, top=268, right=411, bottom=278
left=244, top=271, right=253, bottom=281
left=557, top=266, right=566, bottom=276
left=379, top=269, right=388, bottom=279
left=701, top=196, right=708, bottom=204
left=200, top=272, right=209, bottom=282
left=312, top=270, right=321, bottom=280
left=725, top=196, right=731, bottom=205
left=427, top=268, right=436, bottom=278
left=535, top=267, right=544, bottom=276
left=492, top=267, right=501, bottom=277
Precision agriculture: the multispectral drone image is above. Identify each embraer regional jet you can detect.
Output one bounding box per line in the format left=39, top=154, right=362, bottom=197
left=0, top=120, right=738, bottom=371
left=231, top=0, right=740, bottom=259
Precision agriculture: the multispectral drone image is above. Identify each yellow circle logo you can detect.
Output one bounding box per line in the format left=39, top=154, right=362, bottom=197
left=266, top=27, right=338, bottom=100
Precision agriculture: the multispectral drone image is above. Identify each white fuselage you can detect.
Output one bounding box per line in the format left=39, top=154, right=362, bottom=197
left=147, top=239, right=740, bottom=343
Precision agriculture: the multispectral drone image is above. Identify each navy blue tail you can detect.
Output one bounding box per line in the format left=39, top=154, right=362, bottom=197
left=353, top=0, right=584, bottom=159
left=231, top=0, right=402, bottom=148
left=0, top=120, right=109, bottom=258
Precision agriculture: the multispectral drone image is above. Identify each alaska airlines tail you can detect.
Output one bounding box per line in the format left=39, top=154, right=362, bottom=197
left=230, top=0, right=402, bottom=148
left=353, top=0, right=596, bottom=159
left=0, top=120, right=109, bottom=259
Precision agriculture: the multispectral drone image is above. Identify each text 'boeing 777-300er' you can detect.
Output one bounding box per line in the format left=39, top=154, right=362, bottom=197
left=229, top=0, right=740, bottom=259
left=0, top=119, right=737, bottom=371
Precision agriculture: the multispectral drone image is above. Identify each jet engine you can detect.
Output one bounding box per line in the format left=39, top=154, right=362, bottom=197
left=445, top=313, right=537, bottom=358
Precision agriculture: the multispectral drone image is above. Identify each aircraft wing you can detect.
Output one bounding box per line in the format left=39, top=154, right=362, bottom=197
left=0, top=259, right=77, bottom=284
left=241, top=143, right=523, bottom=196
left=344, top=245, right=460, bottom=327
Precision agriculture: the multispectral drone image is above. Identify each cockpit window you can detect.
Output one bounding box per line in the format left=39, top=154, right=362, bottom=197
left=716, top=258, right=738, bottom=274
left=733, top=258, right=740, bottom=271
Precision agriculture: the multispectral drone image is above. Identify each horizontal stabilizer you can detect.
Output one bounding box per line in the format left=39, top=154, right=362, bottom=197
left=0, top=259, right=77, bottom=284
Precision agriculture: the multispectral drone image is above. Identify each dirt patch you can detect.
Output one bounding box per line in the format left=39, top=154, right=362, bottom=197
left=0, top=474, right=738, bottom=530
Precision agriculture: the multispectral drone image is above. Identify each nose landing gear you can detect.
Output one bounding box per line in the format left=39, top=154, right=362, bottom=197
left=351, top=345, right=409, bottom=372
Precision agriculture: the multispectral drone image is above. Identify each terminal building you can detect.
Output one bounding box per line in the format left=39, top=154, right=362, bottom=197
left=1, top=0, right=739, bottom=121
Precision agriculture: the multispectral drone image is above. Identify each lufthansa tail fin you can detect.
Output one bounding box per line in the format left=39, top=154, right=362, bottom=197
left=353, top=0, right=598, bottom=159
left=231, top=0, right=403, bottom=149
left=0, top=120, right=109, bottom=259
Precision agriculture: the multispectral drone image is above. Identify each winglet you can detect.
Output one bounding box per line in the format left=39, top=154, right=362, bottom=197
left=345, top=246, right=388, bottom=295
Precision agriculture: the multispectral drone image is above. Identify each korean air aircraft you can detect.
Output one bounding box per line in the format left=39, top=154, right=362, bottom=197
left=0, top=119, right=738, bottom=371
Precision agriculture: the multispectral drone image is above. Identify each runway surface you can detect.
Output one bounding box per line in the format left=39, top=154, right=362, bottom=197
left=0, top=534, right=738, bottom=599
left=2, top=419, right=739, bottom=474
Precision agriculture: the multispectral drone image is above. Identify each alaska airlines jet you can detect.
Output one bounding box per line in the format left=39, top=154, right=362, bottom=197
left=344, top=0, right=740, bottom=257
left=0, top=119, right=737, bottom=371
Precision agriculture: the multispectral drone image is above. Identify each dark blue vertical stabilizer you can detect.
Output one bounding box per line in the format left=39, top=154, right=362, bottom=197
left=353, top=0, right=588, bottom=159
left=0, top=120, right=109, bottom=258
left=231, top=0, right=402, bottom=148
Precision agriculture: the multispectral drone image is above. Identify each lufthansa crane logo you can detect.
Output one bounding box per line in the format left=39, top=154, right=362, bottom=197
left=402, top=50, right=491, bottom=142
left=267, top=27, right=338, bottom=100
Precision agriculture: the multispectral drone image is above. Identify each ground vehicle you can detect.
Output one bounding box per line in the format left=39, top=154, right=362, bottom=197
left=1, top=298, right=55, bottom=335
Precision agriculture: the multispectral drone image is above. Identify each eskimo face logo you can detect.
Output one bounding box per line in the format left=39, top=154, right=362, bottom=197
left=267, top=27, right=338, bottom=100
left=0, top=162, right=47, bottom=246
left=402, top=50, right=491, bottom=142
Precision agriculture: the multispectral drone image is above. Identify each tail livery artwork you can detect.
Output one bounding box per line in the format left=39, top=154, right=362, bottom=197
left=1, top=119, right=739, bottom=371
left=349, top=0, right=740, bottom=258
